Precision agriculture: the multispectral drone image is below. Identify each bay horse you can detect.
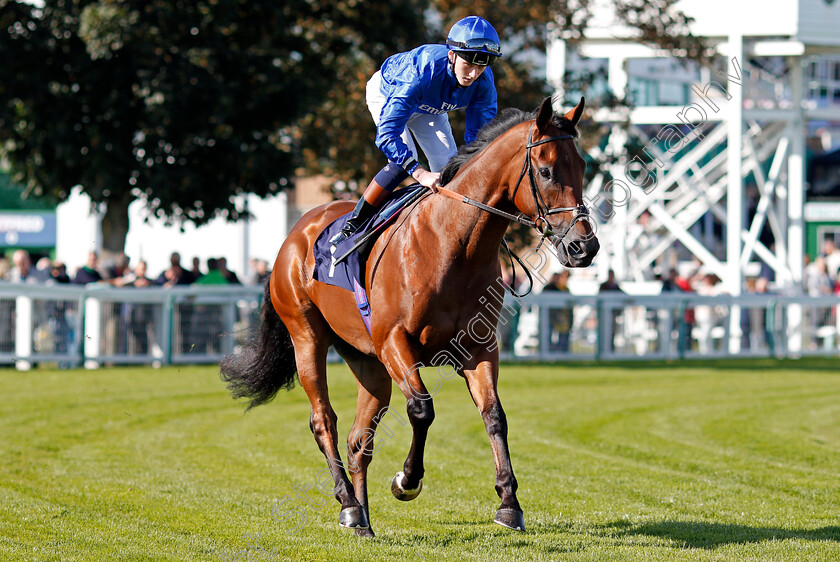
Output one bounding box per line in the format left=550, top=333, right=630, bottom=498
left=221, top=97, right=599, bottom=537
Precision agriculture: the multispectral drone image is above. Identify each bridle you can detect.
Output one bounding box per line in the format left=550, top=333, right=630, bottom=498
left=434, top=121, right=592, bottom=297
left=514, top=126, right=590, bottom=243
left=436, top=123, right=590, bottom=245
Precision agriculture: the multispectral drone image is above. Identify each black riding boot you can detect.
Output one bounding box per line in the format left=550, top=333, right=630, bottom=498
left=330, top=198, right=378, bottom=245
left=330, top=177, right=391, bottom=246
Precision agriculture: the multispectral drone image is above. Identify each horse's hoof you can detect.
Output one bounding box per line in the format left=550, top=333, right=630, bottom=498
left=355, top=527, right=375, bottom=538
left=390, top=471, right=423, bottom=501
left=494, top=508, right=526, bottom=531
left=339, top=506, right=369, bottom=529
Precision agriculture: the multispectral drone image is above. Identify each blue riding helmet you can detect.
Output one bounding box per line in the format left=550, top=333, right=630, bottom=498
left=446, top=16, right=502, bottom=66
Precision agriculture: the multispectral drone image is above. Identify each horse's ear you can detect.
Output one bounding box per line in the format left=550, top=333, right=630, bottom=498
left=563, top=96, right=585, bottom=127
left=535, top=97, right=554, bottom=133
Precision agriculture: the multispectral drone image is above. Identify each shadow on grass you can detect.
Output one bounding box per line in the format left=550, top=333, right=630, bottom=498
left=604, top=520, right=840, bottom=549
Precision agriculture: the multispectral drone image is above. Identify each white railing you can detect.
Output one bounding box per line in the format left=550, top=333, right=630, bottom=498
left=1, top=284, right=838, bottom=370
left=501, top=292, right=840, bottom=360
left=0, top=284, right=263, bottom=370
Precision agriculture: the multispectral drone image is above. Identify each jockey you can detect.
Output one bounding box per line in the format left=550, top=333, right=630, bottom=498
left=331, top=15, right=502, bottom=245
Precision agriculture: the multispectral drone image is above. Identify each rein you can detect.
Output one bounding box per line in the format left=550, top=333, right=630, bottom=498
left=434, top=123, right=590, bottom=296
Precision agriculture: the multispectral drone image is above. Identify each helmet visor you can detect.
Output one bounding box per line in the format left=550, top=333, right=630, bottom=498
left=448, top=37, right=501, bottom=54
left=454, top=50, right=497, bottom=67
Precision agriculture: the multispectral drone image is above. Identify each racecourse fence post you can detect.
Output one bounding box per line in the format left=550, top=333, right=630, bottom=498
left=14, top=295, right=32, bottom=371
left=223, top=299, right=236, bottom=356
left=83, top=295, right=101, bottom=369
left=767, top=300, right=777, bottom=356
left=538, top=300, right=549, bottom=360
left=162, top=293, right=174, bottom=366
left=73, top=292, right=86, bottom=368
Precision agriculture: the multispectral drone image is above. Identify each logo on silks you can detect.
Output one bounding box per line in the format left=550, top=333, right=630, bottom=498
left=418, top=102, right=460, bottom=115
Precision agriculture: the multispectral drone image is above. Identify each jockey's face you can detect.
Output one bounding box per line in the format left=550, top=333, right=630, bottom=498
left=448, top=51, right=487, bottom=87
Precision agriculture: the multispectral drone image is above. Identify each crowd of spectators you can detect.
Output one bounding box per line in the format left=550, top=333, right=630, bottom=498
left=0, top=249, right=273, bottom=360
left=535, top=235, right=840, bottom=355
left=0, top=249, right=271, bottom=288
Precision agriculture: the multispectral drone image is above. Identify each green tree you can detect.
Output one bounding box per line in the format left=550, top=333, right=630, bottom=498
left=0, top=0, right=422, bottom=257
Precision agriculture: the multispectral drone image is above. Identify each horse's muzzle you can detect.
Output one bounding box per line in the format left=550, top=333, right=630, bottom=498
left=551, top=231, right=599, bottom=268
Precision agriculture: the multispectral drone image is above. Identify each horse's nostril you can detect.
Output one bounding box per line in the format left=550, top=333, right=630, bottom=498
left=567, top=241, right=586, bottom=258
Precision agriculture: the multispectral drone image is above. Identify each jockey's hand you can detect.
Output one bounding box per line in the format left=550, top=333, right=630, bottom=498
left=413, top=168, right=440, bottom=193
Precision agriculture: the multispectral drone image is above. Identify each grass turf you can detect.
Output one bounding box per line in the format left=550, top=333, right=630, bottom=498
left=1, top=359, right=838, bottom=561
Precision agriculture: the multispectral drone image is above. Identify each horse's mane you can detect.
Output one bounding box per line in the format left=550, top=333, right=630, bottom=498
left=439, top=105, right=579, bottom=186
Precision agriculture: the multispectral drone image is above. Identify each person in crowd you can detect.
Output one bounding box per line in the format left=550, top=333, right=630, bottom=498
left=50, top=261, right=71, bottom=284
left=660, top=269, right=682, bottom=293
left=0, top=257, right=10, bottom=281
left=45, top=260, right=73, bottom=352
left=190, top=258, right=230, bottom=353
left=598, top=269, right=624, bottom=352
left=822, top=237, right=840, bottom=281
left=155, top=251, right=195, bottom=287
left=33, top=256, right=53, bottom=282
left=103, top=253, right=131, bottom=284
left=598, top=269, right=622, bottom=293
left=194, top=258, right=230, bottom=285
left=754, top=276, right=775, bottom=351
left=191, top=256, right=203, bottom=281
left=247, top=258, right=271, bottom=286
left=73, top=251, right=104, bottom=284
left=121, top=260, right=155, bottom=354
left=803, top=255, right=836, bottom=350
left=740, top=277, right=758, bottom=350
left=659, top=268, right=691, bottom=351
left=806, top=255, right=834, bottom=296
left=217, top=257, right=241, bottom=285
left=693, top=272, right=724, bottom=354
left=10, top=249, right=39, bottom=283
left=121, top=260, right=153, bottom=288
left=543, top=270, right=573, bottom=353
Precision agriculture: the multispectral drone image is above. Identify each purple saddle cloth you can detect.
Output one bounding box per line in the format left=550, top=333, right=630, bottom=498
left=313, top=185, right=428, bottom=333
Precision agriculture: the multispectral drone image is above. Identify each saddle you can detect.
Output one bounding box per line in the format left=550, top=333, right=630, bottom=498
left=312, top=185, right=429, bottom=333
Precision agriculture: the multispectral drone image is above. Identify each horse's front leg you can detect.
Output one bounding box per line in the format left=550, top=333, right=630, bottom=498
left=461, top=356, right=525, bottom=531
left=380, top=330, right=434, bottom=501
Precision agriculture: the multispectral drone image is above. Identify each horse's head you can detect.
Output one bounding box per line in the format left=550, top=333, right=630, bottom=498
left=510, top=97, right=599, bottom=268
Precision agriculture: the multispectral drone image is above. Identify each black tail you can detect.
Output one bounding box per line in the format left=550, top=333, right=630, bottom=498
left=220, top=280, right=297, bottom=409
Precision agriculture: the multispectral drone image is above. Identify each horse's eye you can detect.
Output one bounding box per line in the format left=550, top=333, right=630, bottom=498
left=539, top=167, right=551, bottom=180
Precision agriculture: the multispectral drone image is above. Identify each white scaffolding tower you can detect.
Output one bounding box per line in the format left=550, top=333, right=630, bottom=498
left=548, top=0, right=840, bottom=306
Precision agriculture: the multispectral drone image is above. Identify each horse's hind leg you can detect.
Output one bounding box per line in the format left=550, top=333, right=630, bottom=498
left=285, top=317, right=369, bottom=530
left=337, top=345, right=395, bottom=537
